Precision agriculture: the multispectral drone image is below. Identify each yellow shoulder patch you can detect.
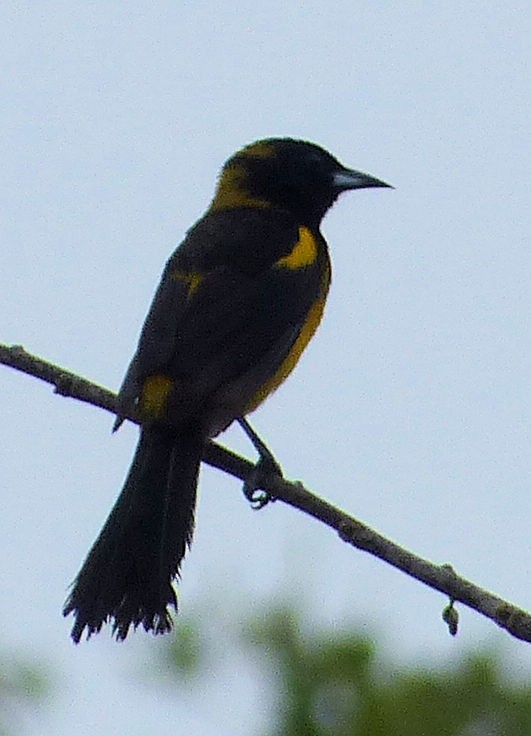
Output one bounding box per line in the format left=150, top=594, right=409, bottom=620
left=275, top=226, right=318, bottom=270
left=171, top=269, right=205, bottom=297
left=140, top=374, right=173, bottom=419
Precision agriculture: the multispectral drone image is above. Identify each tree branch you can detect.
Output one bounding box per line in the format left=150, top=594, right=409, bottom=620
left=1, top=342, right=530, bottom=643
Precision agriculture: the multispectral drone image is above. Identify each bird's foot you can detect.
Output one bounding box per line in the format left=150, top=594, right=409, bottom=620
left=238, top=417, right=283, bottom=509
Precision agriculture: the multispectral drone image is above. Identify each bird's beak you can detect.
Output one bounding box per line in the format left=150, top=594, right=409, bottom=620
left=333, top=168, right=393, bottom=191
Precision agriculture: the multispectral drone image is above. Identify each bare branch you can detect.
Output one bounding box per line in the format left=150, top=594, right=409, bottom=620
left=1, top=342, right=530, bottom=643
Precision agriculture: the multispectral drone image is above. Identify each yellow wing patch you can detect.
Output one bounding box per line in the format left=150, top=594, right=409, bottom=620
left=171, top=269, right=205, bottom=297
left=140, top=374, right=173, bottom=419
left=275, top=226, right=318, bottom=270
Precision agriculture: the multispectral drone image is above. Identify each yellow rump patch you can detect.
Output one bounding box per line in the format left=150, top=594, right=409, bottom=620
left=140, top=374, right=173, bottom=419
left=275, top=226, right=318, bottom=270
left=171, top=269, right=205, bottom=297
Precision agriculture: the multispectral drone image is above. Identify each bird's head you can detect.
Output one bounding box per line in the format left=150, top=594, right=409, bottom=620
left=211, top=138, right=392, bottom=228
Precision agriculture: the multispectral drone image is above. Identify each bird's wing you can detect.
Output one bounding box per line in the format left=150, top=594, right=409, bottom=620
left=116, top=210, right=328, bottom=422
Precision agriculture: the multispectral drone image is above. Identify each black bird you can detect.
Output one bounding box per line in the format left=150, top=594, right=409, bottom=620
left=63, top=138, right=391, bottom=642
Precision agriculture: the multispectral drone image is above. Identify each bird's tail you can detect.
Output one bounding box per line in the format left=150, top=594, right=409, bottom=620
left=63, top=422, right=204, bottom=642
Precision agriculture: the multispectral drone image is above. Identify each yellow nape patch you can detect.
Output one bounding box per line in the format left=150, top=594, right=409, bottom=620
left=140, top=375, right=173, bottom=419
left=240, top=141, right=275, bottom=159
left=171, top=269, right=204, bottom=297
left=210, top=164, right=270, bottom=212
left=275, top=227, right=318, bottom=270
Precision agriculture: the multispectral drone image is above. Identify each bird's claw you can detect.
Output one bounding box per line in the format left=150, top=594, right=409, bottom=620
left=242, top=454, right=282, bottom=509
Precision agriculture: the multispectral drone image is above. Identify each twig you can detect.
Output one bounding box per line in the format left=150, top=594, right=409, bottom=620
left=1, top=342, right=530, bottom=643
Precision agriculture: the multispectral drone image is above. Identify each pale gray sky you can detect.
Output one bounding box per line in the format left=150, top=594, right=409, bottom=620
left=1, top=3, right=530, bottom=734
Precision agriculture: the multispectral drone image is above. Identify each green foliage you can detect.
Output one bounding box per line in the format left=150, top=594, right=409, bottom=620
left=0, top=655, right=49, bottom=736
left=165, top=604, right=531, bottom=736
left=165, top=618, right=203, bottom=678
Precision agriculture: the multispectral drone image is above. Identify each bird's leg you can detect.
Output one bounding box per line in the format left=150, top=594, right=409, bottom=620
left=238, top=417, right=283, bottom=509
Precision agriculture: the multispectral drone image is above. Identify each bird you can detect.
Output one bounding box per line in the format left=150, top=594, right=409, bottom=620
left=63, top=137, right=391, bottom=642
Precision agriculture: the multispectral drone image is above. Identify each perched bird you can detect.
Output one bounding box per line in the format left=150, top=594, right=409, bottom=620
left=63, top=138, right=391, bottom=642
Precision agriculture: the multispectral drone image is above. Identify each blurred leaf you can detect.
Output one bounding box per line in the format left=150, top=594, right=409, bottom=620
left=166, top=619, right=203, bottom=679
left=0, top=654, right=50, bottom=736
left=162, top=601, right=531, bottom=736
